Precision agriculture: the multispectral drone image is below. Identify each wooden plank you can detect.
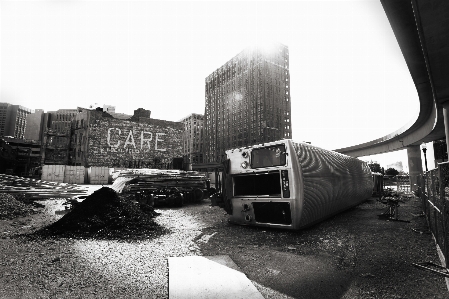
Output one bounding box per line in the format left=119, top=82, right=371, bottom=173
left=0, top=173, right=89, bottom=199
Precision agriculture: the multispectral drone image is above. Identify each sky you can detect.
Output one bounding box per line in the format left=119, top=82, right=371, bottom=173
left=1, top=0, right=431, bottom=171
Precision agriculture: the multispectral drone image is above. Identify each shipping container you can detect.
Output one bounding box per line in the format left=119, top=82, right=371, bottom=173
left=88, top=166, right=109, bottom=185
left=41, top=165, right=66, bottom=183
left=63, top=166, right=85, bottom=184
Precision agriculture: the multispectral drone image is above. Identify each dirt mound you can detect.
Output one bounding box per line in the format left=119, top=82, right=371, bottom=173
left=34, top=187, right=164, bottom=240
left=0, top=193, right=37, bottom=220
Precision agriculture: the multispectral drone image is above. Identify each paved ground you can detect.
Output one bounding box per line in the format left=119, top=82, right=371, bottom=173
left=193, top=195, right=448, bottom=299
left=0, top=192, right=448, bottom=298
left=157, top=192, right=448, bottom=298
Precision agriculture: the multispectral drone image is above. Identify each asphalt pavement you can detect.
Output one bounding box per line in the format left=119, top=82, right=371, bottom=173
left=191, top=194, right=449, bottom=298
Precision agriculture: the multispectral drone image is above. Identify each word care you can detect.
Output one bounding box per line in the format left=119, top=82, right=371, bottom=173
left=107, top=128, right=167, bottom=152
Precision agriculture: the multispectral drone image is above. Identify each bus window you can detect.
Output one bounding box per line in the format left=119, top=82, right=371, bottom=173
left=251, top=144, right=287, bottom=168
left=234, top=172, right=281, bottom=196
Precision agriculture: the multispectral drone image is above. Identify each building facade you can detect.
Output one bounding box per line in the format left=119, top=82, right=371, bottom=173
left=41, top=109, right=78, bottom=165
left=179, top=113, right=204, bottom=164
left=0, top=137, right=41, bottom=176
left=24, top=109, right=45, bottom=141
left=103, top=105, right=116, bottom=113
left=0, top=138, right=16, bottom=173
left=204, top=43, right=292, bottom=163
left=0, top=103, right=33, bottom=139
left=0, top=103, right=191, bottom=171
left=49, top=109, right=78, bottom=133
left=70, top=108, right=184, bottom=168
left=0, top=103, right=9, bottom=137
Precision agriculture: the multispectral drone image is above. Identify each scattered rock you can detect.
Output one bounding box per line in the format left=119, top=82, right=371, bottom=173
left=51, top=257, right=61, bottom=263
left=0, top=193, right=37, bottom=220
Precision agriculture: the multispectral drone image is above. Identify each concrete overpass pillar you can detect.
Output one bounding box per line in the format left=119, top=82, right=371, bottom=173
left=443, top=102, right=449, bottom=159
left=407, top=145, right=423, bottom=193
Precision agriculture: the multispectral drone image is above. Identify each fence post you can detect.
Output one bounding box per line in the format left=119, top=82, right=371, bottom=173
left=430, top=173, right=439, bottom=245
left=445, top=199, right=449, bottom=268
left=439, top=162, right=449, bottom=268
left=424, top=173, right=431, bottom=223
left=419, top=174, right=426, bottom=217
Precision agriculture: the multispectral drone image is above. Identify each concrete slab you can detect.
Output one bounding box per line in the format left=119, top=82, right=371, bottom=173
left=168, top=255, right=264, bottom=299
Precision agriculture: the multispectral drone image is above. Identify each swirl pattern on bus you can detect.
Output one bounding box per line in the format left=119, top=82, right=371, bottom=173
left=293, top=143, right=373, bottom=228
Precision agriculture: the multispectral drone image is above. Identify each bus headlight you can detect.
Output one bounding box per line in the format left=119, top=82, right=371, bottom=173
left=241, top=161, right=249, bottom=169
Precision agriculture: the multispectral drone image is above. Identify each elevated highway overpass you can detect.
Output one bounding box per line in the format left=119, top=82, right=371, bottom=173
left=334, top=0, right=449, bottom=190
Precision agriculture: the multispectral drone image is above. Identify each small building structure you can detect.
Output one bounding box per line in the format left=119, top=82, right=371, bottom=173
left=0, top=137, right=41, bottom=176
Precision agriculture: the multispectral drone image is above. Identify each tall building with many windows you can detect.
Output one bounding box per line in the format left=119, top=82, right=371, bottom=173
left=0, top=103, right=33, bottom=139
left=24, top=109, right=45, bottom=141
left=204, top=43, right=292, bottom=162
left=179, top=113, right=204, bottom=165
left=0, top=103, right=9, bottom=137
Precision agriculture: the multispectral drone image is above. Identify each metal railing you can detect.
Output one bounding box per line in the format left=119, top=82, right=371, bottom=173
left=383, top=175, right=411, bottom=192
left=417, top=162, right=449, bottom=267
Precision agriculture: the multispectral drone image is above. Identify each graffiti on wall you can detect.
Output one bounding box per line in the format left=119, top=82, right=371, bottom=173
left=107, top=128, right=167, bottom=152
left=86, top=118, right=184, bottom=167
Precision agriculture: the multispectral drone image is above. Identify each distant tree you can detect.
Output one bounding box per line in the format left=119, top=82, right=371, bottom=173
left=385, top=168, right=399, bottom=176
left=368, top=163, right=384, bottom=174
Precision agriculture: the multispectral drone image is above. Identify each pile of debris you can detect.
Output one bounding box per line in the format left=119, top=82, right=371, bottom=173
left=0, top=193, right=38, bottom=220
left=34, top=187, right=164, bottom=240
left=111, top=169, right=209, bottom=193
left=111, top=169, right=214, bottom=207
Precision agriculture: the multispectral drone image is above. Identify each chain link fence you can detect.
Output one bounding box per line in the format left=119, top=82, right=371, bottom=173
left=418, top=162, right=449, bottom=267
left=383, top=175, right=410, bottom=192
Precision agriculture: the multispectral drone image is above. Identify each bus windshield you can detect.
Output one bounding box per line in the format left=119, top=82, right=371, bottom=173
left=251, top=144, right=287, bottom=168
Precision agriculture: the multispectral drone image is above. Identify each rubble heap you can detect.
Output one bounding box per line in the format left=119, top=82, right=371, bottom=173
left=0, top=193, right=37, bottom=220
left=35, top=187, right=163, bottom=240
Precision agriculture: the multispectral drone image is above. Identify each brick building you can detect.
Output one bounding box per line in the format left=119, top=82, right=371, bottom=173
left=0, top=103, right=33, bottom=139
left=204, top=43, right=292, bottom=162
left=41, top=109, right=78, bottom=165
left=70, top=108, right=184, bottom=168
left=179, top=113, right=204, bottom=164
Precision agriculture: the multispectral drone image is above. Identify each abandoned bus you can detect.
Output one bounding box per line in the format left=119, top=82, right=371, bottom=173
left=222, top=140, right=373, bottom=230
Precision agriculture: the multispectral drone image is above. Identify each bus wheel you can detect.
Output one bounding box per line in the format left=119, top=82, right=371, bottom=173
left=193, top=188, right=204, bottom=203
